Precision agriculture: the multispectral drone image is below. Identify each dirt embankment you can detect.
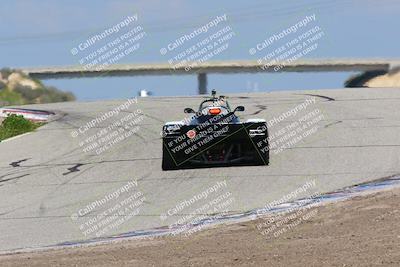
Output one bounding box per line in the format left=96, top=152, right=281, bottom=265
left=1, top=188, right=400, bottom=266
left=346, top=70, right=400, bottom=88
left=0, top=69, right=75, bottom=106
left=365, top=71, right=400, bottom=87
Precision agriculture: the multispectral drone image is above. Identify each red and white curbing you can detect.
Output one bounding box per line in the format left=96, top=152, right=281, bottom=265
left=0, top=108, right=55, bottom=122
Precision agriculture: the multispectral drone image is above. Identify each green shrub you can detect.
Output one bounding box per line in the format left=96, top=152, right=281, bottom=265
left=12, top=84, right=76, bottom=104
left=0, top=88, right=25, bottom=105
left=13, top=84, right=42, bottom=101
left=0, top=114, right=43, bottom=141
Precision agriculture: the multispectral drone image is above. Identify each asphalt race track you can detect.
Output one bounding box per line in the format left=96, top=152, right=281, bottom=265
left=1, top=87, right=400, bottom=252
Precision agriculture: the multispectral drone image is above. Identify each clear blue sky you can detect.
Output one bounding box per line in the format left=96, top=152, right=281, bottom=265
left=0, top=0, right=399, bottom=100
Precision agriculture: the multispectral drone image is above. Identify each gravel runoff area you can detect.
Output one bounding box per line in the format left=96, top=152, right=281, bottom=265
left=1, top=186, right=399, bottom=267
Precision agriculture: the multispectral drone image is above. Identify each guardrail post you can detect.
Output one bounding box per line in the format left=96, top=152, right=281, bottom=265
left=198, top=73, right=207, bottom=95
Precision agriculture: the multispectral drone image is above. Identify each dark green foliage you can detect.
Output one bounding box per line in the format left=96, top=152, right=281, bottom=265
left=0, top=114, right=43, bottom=141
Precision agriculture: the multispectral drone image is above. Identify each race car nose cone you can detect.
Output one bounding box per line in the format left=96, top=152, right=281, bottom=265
left=209, top=108, right=221, bottom=115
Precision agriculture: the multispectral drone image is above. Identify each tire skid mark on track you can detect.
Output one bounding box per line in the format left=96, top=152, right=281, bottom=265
left=324, top=120, right=343, bottom=128
left=299, top=93, right=335, bottom=101
left=9, top=159, right=30, bottom=168
left=0, top=158, right=161, bottom=171
left=62, top=163, right=85, bottom=176
left=0, top=174, right=30, bottom=185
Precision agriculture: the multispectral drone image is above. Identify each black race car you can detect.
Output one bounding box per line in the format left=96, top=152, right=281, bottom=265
left=161, top=90, right=269, bottom=170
